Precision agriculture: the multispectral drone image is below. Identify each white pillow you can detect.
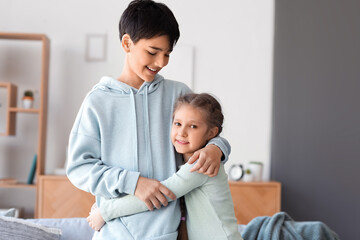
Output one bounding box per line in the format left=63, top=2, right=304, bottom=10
left=0, top=216, right=62, bottom=240
left=0, top=208, right=17, bottom=217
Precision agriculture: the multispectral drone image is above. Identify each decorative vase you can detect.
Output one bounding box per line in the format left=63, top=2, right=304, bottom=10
left=22, top=97, right=34, bottom=109
left=242, top=170, right=254, bottom=182
left=249, top=161, right=263, bottom=181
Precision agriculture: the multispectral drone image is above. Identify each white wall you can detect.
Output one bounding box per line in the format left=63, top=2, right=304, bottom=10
left=166, top=1, right=274, bottom=179
left=0, top=0, right=273, bottom=214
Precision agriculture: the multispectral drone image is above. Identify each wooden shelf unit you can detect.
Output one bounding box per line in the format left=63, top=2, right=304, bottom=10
left=0, top=82, right=17, bottom=136
left=0, top=183, right=36, bottom=189
left=9, top=107, right=41, bottom=113
left=229, top=181, right=281, bottom=224
left=0, top=32, right=50, bottom=216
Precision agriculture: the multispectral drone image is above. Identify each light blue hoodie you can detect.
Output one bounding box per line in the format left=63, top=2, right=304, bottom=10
left=67, top=75, right=231, bottom=240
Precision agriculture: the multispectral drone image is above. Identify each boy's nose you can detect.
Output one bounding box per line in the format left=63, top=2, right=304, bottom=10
left=155, top=55, right=169, bottom=68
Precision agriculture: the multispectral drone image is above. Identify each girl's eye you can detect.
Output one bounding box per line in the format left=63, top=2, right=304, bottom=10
left=190, top=125, right=197, bottom=129
left=147, top=51, right=156, bottom=56
left=174, top=122, right=181, bottom=126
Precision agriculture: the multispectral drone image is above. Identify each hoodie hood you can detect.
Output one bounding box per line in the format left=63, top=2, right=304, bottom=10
left=90, top=74, right=165, bottom=179
left=93, top=74, right=164, bottom=95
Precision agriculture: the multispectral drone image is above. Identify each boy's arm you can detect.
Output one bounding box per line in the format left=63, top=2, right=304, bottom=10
left=67, top=127, right=175, bottom=206
left=100, top=163, right=208, bottom=222
left=188, top=136, right=231, bottom=177
left=66, top=96, right=140, bottom=199
left=66, top=131, right=140, bottom=198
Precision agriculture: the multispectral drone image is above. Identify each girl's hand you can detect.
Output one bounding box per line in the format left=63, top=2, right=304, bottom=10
left=87, top=204, right=105, bottom=232
left=187, top=144, right=223, bottom=177
left=134, top=176, right=176, bottom=210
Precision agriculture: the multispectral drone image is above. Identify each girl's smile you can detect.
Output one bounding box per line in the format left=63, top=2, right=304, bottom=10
left=171, top=104, right=218, bottom=162
left=175, top=139, right=189, bottom=145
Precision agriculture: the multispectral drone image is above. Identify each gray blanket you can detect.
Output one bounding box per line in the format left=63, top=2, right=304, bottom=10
left=241, top=212, right=339, bottom=240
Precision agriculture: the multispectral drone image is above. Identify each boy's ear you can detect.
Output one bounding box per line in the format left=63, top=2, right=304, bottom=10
left=207, top=127, right=219, bottom=140
left=121, top=34, right=132, bottom=53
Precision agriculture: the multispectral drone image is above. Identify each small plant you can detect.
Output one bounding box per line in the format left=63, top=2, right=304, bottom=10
left=23, top=90, right=34, bottom=100
left=22, top=90, right=34, bottom=109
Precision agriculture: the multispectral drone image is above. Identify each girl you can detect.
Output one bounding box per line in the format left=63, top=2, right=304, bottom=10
left=88, top=93, right=243, bottom=240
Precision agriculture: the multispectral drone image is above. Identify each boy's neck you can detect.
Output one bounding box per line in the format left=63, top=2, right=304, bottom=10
left=117, top=74, right=144, bottom=89
left=117, top=62, right=144, bottom=89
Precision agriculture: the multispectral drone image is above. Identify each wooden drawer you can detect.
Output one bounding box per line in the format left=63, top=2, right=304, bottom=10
left=229, top=181, right=281, bottom=224
left=37, top=175, right=95, bottom=218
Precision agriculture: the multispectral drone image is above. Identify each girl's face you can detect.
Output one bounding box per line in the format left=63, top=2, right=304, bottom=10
left=171, top=104, right=218, bottom=160
left=121, top=34, right=172, bottom=89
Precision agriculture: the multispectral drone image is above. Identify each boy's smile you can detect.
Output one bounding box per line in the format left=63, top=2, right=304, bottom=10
left=119, top=34, right=172, bottom=89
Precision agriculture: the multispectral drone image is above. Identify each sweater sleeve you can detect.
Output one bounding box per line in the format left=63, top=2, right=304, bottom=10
left=66, top=96, right=140, bottom=198
left=100, top=163, right=208, bottom=222
left=207, top=136, right=231, bottom=163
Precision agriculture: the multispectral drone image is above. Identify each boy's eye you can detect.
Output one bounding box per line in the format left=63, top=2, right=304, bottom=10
left=190, top=125, right=197, bottom=129
left=174, top=122, right=181, bottom=126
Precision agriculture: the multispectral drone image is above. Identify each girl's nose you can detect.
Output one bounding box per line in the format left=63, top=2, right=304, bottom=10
left=179, top=128, right=187, bottom=137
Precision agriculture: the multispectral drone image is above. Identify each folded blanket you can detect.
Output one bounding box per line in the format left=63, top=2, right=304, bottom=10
left=241, top=212, right=339, bottom=240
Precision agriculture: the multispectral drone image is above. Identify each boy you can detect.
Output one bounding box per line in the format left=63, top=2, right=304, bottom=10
left=66, top=1, right=230, bottom=239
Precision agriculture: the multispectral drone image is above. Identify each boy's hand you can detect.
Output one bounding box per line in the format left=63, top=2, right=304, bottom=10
left=134, top=176, right=176, bottom=210
left=188, top=144, right=222, bottom=177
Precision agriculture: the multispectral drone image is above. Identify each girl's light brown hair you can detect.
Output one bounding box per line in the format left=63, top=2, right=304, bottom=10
left=173, top=93, right=224, bottom=137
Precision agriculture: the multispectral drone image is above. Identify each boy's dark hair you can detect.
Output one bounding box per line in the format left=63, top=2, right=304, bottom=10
left=119, top=0, right=180, bottom=50
left=173, top=93, right=224, bottom=137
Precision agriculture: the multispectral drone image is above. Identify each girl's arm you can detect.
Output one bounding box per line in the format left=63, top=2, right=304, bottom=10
left=100, top=162, right=208, bottom=222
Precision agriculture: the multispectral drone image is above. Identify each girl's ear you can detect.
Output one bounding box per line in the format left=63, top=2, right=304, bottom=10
left=121, top=34, right=133, bottom=53
left=207, top=127, right=219, bottom=140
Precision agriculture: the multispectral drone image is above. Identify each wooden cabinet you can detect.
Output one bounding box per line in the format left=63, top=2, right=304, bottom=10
left=0, top=32, right=49, bottom=216
left=37, top=175, right=95, bottom=218
left=229, top=181, right=281, bottom=224
left=36, top=176, right=280, bottom=221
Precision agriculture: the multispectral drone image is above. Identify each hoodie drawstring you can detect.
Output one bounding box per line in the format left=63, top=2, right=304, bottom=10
left=94, top=76, right=161, bottom=177
left=130, top=89, right=139, bottom=171
left=143, top=86, right=153, bottom=178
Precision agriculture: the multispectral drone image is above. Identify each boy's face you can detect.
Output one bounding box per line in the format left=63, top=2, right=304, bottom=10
left=124, top=34, right=172, bottom=87
left=171, top=104, right=217, bottom=160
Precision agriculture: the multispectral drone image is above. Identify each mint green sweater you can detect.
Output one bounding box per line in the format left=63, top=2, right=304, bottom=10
left=100, top=163, right=243, bottom=240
